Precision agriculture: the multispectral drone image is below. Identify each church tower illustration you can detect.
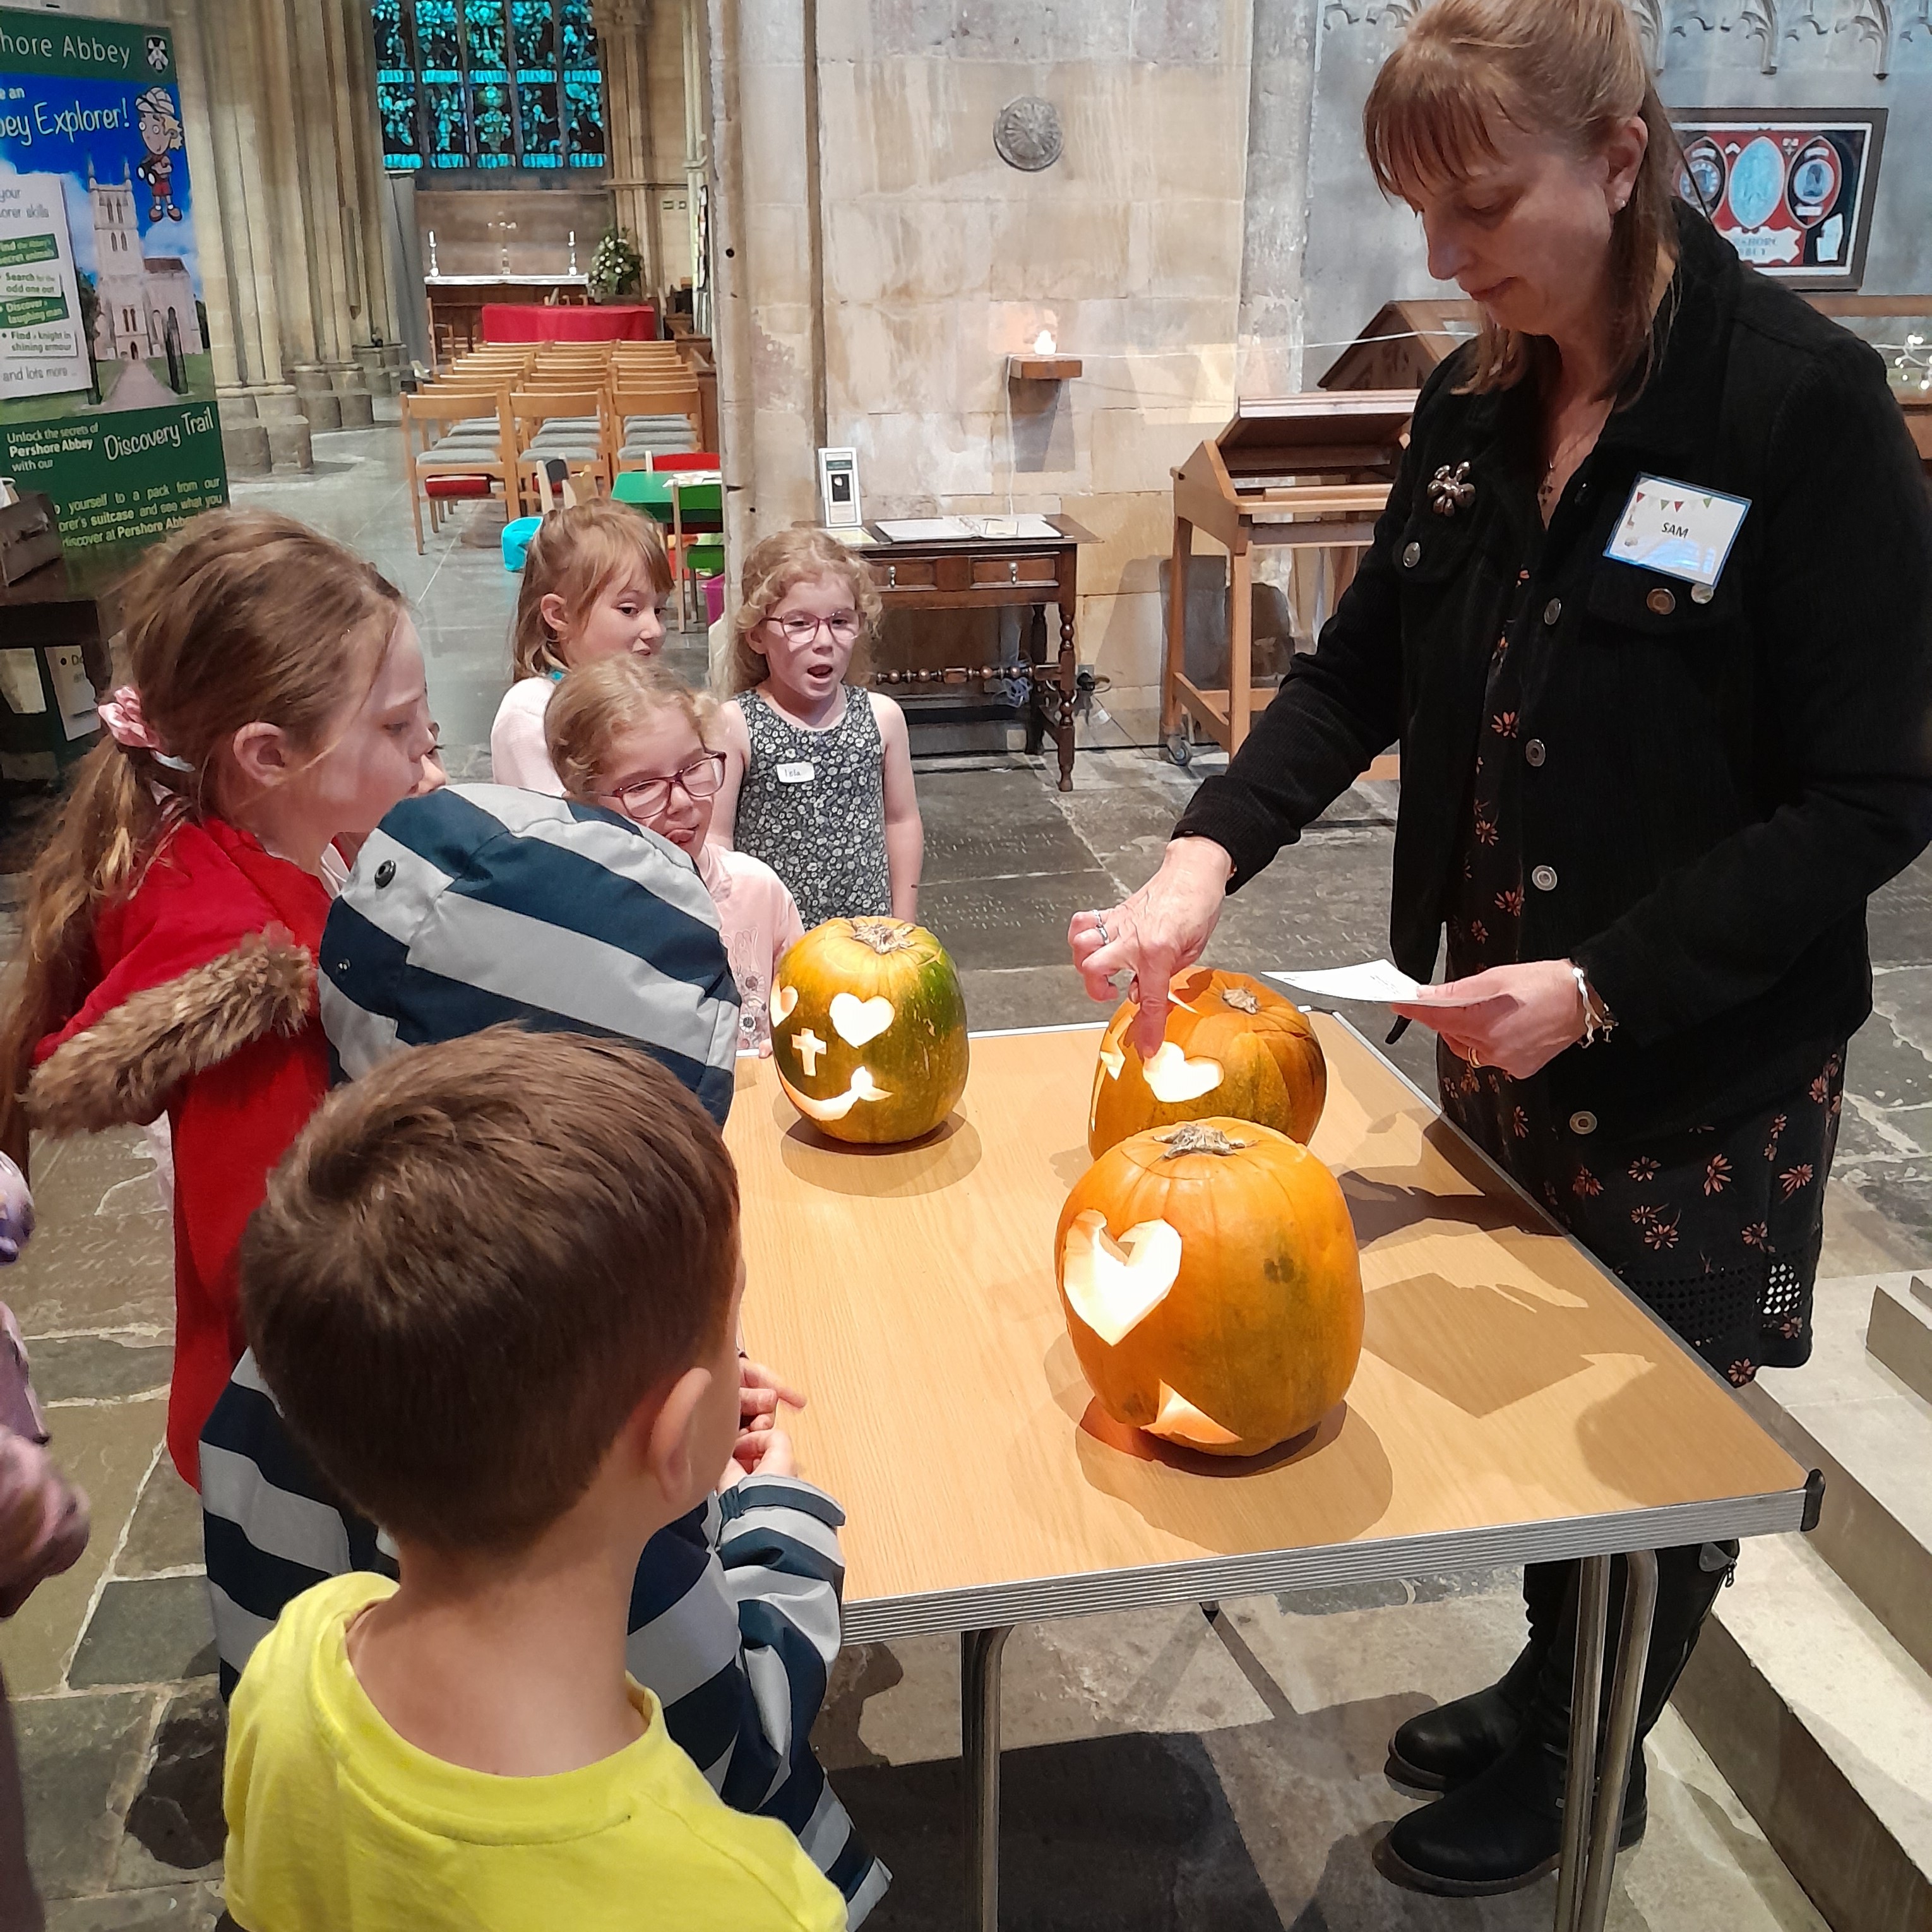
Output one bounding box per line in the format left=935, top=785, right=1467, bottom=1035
left=86, top=157, right=202, bottom=366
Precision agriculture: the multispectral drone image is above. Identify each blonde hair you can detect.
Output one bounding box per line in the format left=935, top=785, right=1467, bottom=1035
left=510, top=501, right=673, bottom=680
left=1363, top=0, right=1684, bottom=403
left=546, top=655, right=718, bottom=802
left=0, top=510, right=403, bottom=1166
left=726, top=526, right=881, bottom=696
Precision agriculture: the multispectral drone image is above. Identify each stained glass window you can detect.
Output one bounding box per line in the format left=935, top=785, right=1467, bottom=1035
left=374, top=0, right=605, bottom=174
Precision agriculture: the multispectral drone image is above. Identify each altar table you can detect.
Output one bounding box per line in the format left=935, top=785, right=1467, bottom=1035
left=479, top=302, right=655, bottom=343
left=728, top=1017, right=1816, bottom=1932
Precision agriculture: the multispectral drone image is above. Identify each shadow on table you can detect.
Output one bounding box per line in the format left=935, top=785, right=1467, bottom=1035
left=775, top=1107, right=984, bottom=1198
left=1362, top=1272, right=1611, bottom=1417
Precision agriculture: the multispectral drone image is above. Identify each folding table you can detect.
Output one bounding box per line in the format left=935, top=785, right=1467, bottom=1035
left=727, top=1018, right=1816, bottom=1931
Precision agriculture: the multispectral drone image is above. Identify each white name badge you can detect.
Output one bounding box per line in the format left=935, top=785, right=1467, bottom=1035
left=775, top=760, right=816, bottom=784
left=1606, top=475, right=1750, bottom=589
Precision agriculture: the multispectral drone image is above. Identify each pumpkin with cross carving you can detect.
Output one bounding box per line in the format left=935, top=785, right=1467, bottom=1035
left=1056, top=1118, right=1362, bottom=1457
left=1088, top=967, right=1326, bottom=1160
left=770, top=918, right=970, bottom=1144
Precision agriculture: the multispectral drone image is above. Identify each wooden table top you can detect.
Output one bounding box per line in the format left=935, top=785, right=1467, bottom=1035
left=729, top=1018, right=1811, bottom=1641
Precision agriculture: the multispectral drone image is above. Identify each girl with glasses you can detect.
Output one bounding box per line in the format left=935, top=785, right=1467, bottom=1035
left=547, top=656, right=803, bottom=1055
left=710, top=529, right=922, bottom=929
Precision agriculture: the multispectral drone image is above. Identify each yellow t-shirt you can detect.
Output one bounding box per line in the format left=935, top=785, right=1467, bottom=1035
left=223, top=1573, right=847, bottom=1932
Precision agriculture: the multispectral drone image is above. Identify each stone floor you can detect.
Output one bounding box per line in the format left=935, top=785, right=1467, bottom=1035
left=4, top=413, right=1929, bottom=1927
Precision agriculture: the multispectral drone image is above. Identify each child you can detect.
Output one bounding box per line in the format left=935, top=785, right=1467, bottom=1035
left=549, top=657, right=804, bottom=1054
left=201, top=785, right=888, bottom=1921
left=711, top=528, right=922, bottom=929
left=222, top=1030, right=845, bottom=1932
left=0, top=509, right=435, bottom=1488
left=491, top=501, right=673, bottom=795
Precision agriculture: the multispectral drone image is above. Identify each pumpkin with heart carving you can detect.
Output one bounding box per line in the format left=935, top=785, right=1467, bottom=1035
left=1088, top=967, right=1326, bottom=1159
left=770, top=918, right=970, bottom=1144
left=1056, top=1118, right=1363, bottom=1457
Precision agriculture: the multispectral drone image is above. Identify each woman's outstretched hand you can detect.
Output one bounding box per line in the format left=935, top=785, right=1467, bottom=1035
left=1390, top=960, right=1589, bottom=1080
left=1068, top=838, right=1234, bottom=1058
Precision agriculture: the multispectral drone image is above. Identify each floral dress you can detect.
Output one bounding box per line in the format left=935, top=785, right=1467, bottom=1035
left=1440, top=571, right=1842, bottom=1386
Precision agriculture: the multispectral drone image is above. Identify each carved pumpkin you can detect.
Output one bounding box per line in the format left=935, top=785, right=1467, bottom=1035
left=1088, top=967, right=1326, bottom=1160
left=1056, top=1118, right=1362, bottom=1457
left=770, top=918, right=969, bottom=1144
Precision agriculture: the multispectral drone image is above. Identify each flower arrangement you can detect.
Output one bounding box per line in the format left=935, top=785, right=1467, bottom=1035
left=588, top=227, right=643, bottom=303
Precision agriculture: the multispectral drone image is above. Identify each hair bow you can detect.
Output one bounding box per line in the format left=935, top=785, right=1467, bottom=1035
left=97, top=688, right=193, bottom=773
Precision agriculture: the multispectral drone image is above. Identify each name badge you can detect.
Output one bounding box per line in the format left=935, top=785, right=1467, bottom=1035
left=1606, top=475, right=1750, bottom=589
left=775, top=760, right=816, bottom=784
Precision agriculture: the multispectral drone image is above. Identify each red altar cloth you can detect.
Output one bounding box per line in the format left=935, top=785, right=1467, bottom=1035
left=480, top=303, right=656, bottom=343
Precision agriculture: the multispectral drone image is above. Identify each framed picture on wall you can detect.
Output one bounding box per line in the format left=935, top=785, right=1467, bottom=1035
left=1671, top=109, right=1886, bottom=290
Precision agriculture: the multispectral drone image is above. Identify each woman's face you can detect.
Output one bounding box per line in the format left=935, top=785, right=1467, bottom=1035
left=546, top=568, right=666, bottom=668
left=1407, top=117, right=1648, bottom=345
left=594, top=710, right=717, bottom=853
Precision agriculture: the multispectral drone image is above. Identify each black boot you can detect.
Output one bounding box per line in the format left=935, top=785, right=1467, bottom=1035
left=1385, top=1559, right=1569, bottom=1791
left=1375, top=1542, right=1734, bottom=1897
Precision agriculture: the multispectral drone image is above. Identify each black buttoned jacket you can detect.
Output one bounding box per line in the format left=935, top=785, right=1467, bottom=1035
left=1178, top=207, right=1932, bottom=1140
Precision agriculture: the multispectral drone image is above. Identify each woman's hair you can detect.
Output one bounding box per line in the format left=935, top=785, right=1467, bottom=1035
left=725, top=525, right=881, bottom=696
left=0, top=508, right=403, bottom=1165
left=546, top=654, right=718, bottom=802
left=510, top=501, right=673, bottom=680
left=1363, top=0, right=1685, bottom=403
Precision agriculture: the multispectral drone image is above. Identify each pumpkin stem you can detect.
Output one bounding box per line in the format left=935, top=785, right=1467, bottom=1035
left=1155, top=1123, right=1251, bottom=1158
left=1222, top=985, right=1260, bottom=1015
left=849, top=919, right=917, bottom=956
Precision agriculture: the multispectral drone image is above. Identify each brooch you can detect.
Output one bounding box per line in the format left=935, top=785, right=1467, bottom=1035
left=1428, top=462, right=1476, bottom=518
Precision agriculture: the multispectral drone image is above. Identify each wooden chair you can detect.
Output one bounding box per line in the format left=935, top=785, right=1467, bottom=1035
left=401, top=388, right=512, bottom=554
left=611, top=381, right=701, bottom=474
left=510, top=388, right=612, bottom=512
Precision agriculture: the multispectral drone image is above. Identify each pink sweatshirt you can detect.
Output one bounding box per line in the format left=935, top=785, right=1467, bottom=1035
left=696, top=842, right=805, bottom=1053
left=489, top=677, right=566, bottom=795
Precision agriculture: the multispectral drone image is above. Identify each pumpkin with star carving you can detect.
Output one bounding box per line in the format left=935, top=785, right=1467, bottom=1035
left=770, top=918, right=969, bottom=1144
left=1056, top=1118, right=1363, bottom=1457
left=1088, top=967, right=1326, bottom=1160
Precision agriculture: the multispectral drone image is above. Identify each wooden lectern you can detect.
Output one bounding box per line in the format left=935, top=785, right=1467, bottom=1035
left=1316, top=299, right=1479, bottom=391
left=1161, top=391, right=1415, bottom=764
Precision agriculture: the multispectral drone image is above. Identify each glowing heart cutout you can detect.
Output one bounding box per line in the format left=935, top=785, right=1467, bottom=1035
left=770, top=984, right=797, bottom=1025
left=1141, top=1041, right=1224, bottom=1105
left=829, top=992, right=895, bottom=1047
left=1060, top=1210, right=1181, bottom=1346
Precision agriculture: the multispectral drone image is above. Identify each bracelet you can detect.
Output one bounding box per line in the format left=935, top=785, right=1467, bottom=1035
left=1570, top=963, right=1616, bottom=1047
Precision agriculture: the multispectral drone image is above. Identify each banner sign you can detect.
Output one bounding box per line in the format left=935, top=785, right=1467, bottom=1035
left=1673, top=109, right=1887, bottom=292
left=0, top=8, right=226, bottom=550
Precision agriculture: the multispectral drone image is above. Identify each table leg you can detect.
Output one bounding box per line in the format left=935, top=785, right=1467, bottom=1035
left=1024, top=604, right=1047, bottom=756
left=1553, top=1554, right=1609, bottom=1932
left=962, top=1625, right=1012, bottom=1932
left=1054, top=595, right=1077, bottom=792
left=1576, top=1551, right=1659, bottom=1932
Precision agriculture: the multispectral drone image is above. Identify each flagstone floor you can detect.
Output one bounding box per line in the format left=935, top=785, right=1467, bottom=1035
left=2, top=412, right=1925, bottom=1928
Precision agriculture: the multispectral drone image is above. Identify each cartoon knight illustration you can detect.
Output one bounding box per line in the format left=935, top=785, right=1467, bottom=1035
left=133, top=86, right=184, bottom=222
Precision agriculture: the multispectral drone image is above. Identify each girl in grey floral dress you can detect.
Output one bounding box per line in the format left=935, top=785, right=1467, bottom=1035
left=712, top=530, right=923, bottom=930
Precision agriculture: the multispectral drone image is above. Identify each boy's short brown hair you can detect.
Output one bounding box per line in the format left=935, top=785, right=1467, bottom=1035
left=241, top=1030, right=739, bottom=1553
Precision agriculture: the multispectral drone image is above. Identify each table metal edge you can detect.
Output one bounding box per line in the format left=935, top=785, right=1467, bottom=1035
left=840, top=1484, right=1813, bottom=1643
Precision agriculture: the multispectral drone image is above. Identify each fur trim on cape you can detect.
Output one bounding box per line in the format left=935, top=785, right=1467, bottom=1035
left=27, top=933, right=315, bottom=1136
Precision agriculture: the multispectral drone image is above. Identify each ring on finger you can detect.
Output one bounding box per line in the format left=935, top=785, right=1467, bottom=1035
left=1093, top=913, right=1110, bottom=946
left=1466, top=1047, right=1482, bottom=1069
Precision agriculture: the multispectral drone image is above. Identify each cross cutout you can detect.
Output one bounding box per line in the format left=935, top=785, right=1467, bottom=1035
left=792, top=1029, right=828, bottom=1076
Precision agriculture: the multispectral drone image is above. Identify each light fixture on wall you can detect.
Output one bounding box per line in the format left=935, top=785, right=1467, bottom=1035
left=1009, top=329, right=1080, bottom=383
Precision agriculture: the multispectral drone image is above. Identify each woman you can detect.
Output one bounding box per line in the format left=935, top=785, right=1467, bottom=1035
left=1071, top=0, right=1932, bottom=1899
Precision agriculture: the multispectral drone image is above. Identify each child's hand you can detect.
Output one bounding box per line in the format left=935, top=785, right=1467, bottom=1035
left=738, top=1357, right=805, bottom=1435
left=719, top=1426, right=797, bottom=1489
left=0, top=1155, right=33, bottom=1265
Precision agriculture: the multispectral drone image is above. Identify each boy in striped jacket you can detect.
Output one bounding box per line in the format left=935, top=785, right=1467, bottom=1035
left=199, top=786, right=887, bottom=1923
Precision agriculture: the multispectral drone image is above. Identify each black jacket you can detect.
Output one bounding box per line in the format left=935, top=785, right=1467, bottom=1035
left=1178, top=207, right=1932, bottom=1139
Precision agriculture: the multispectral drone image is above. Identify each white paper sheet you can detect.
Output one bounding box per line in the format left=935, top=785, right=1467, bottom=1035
left=1268, top=960, right=1498, bottom=1006
left=874, top=514, right=1061, bottom=542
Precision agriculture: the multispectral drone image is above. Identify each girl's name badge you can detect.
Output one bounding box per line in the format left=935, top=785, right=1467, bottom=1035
left=1606, top=475, right=1750, bottom=590
left=776, top=760, right=816, bottom=784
